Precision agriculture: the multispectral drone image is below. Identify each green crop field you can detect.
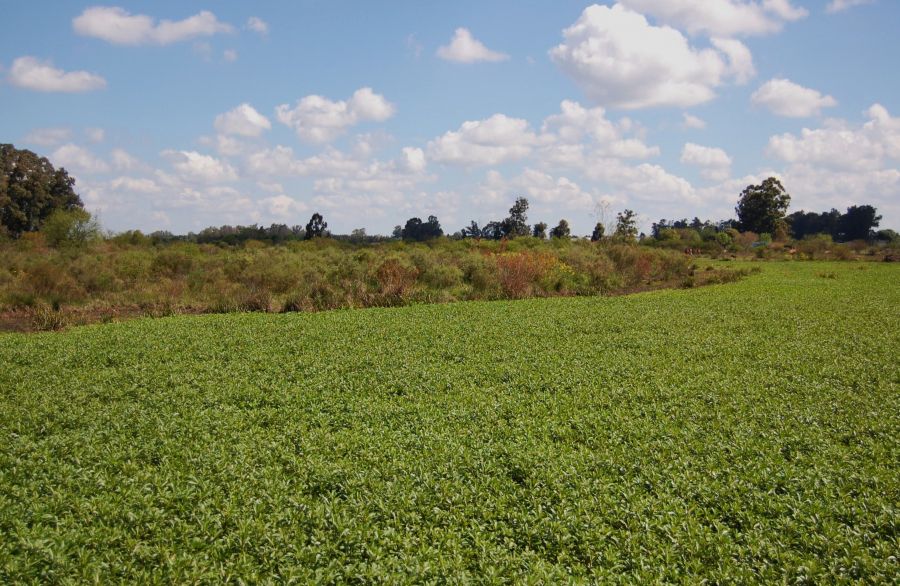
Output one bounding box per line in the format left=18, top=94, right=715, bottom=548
left=1, top=261, right=897, bottom=583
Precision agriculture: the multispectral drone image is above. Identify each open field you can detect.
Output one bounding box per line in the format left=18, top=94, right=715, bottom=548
left=1, top=261, right=897, bottom=582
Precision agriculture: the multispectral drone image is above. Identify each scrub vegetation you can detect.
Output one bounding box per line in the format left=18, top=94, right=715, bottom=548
left=0, top=236, right=717, bottom=332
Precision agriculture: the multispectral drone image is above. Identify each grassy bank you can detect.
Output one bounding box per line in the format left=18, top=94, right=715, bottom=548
left=1, top=261, right=897, bottom=581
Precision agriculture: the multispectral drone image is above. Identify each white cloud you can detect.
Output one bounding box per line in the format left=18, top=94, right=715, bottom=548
left=826, top=0, right=875, bottom=14
left=539, top=100, right=660, bottom=159
left=710, top=38, right=755, bottom=84
left=161, top=150, right=238, bottom=183
left=751, top=78, right=838, bottom=117
left=111, top=148, right=143, bottom=171
left=428, top=114, right=538, bottom=166
left=681, top=142, right=733, bottom=180
left=541, top=100, right=620, bottom=144
left=8, top=56, right=106, bottom=93
left=246, top=16, right=269, bottom=36
left=761, top=104, right=900, bottom=227
left=110, top=176, right=161, bottom=193
left=261, top=195, right=307, bottom=220
left=483, top=168, right=597, bottom=209
left=24, top=127, right=72, bottom=146
left=549, top=4, right=750, bottom=109
left=620, top=0, right=807, bottom=37
left=85, top=127, right=106, bottom=143
left=767, top=104, right=900, bottom=171
left=246, top=145, right=362, bottom=177
left=214, top=103, right=271, bottom=137
left=587, top=159, right=699, bottom=203
left=437, top=28, right=509, bottom=63
left=257, top=181, right=284, bottom=194
left=51, top=144, right=111, bottom=175
left=73, top=6, right=233, bottom=46
left=400, top=147, right=427, bottom=173
left=198, top=134, right=246, bottom=157
left=223, top=49, right=238, bottom=63
left=275, top=88, right=395, bottom=143
left=682, top=113, right=706, bottom=129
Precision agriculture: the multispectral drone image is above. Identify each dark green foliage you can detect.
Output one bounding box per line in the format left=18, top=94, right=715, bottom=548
left=788, top=208, right=842, bottom=240
left=0, top=262, right=897, bottom=582
left=549, top=219, right=570, bottom=239
left=839, top=205, right=881, bottom=241
left=304, top=213, right=328, bottom=240
left=0, top=144, right=83, bottom=236
left=460, top=220, right=482, bottom=239
left=736, top=177, right=791, bottom=234
left=401, top=215, right=443, bottom=241
left=532, top=222, right=548, bottom=239
left=501, top=197, right=530, bottom=238
left=590, top=222, right=605, bottom=242
left=481, top=221, right=504, bottom=240
left=463, top=197, right=531, bottom=240
left=789, top=205, right=881, bottom=242
left=614, top=209, right=638, bottom=242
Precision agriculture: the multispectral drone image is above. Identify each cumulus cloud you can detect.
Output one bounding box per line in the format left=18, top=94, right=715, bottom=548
left=73, top=6, right=233, bottom=46
left=51, top=144, right=111, bottom=175
left=437, top=28, right=509, bottom=63
left=400, top=147, right=427, bottom=173
left=85, top=127, right=106, bottom=143
left=110, top=176, right=161, bottom=193
left=767, top=104, right=900, bottom=171
left=246, top=146, right=362, bottom=177
left=539, top=100, right=660, bottom=159
left=682, top=113, right=707, bottom=129
left=161, top=150, right=238, bottom=183
left=620, top=0, right=807, bottom=37
left=681, top=143, right=733, bottom=180
left=710, top=38, right=756, bottom=84
left=761, top=104, right=900, bottom=227
left=24, top=127, right=73, bottom=146
left=8, top=56, right=106, bottom=93
left=826, top=0, right=875, bottom=14
left=111, top=148, right=143, bottom=172
left=214, top=103, right=271, bottom=137
left=427, top=114, right=538, bottom=166
left=482, top=168, right=597, bottom=209
left=549, top=4, right=752, bottom=109
left=261, top=195, right=307, bottom=220
left=275, top=88, right=395, bottom=143
left=751, top=78, right=837, bottom=117
left=246, top=16, right=269, bottom=36
left=591, top=160, right=699, bottom=203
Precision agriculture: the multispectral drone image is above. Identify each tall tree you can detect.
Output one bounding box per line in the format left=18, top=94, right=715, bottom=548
left=735, top=177, right=790, bottom=234
left=532, top=222, right=548, bottom=239
left=304, top=213, right=328, bottom=239
left=549, top=219, right=570, bottom=239
left=461, top=220, right=481, bottom=239
left=502, top=197, right=530, bottom=238
left=839, top=205, right=881, bottom=241
left=614, top=209, right=638, bottom=242
left=0, top=144, right=83, bottom=237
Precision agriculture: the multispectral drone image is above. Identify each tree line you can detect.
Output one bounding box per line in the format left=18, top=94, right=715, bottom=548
left=1, top=143, right=894, bottom=246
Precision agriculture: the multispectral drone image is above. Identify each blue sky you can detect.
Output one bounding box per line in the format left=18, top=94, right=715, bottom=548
left=2, top=0, right=898, bottom=235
